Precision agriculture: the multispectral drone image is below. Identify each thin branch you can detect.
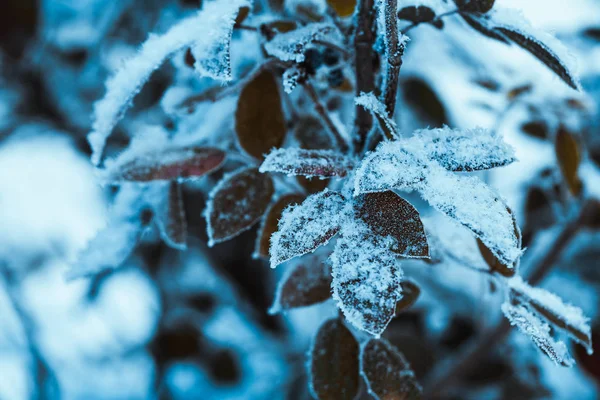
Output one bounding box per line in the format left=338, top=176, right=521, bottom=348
left=381, top=0, right=403, bottom=118
left=302, top=81, right=349, bottom=153
left=353, top=0, right=377, bottom=153
left=423, top=199, right=600, bottom=398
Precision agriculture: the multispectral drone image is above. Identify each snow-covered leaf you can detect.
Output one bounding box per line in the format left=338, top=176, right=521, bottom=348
left=421, top=167, right=521, bottom=268
left=88, top=0, right=249, bottom=165
left=354, top=191, right=429, bottom=258
left=106, top=146, right=226, bottom=182
left=477, top=206, right=520, bottom=277
left=354, top=141, right=427, bottom=195
left=404, top=127, right=516, bottom=172
left=154, top=181, right=187, bottom=250
left=509, top=277, right=592, bottom=354
left=260, top=148, right=354, bottom=179
left=360, top=338, right=422, bottom=400
left=264, top=22, right=342, bottom=63
left=331, top=221, right=403, bottom=336
left=502, top=302, right=574, bottom=367
left=355, top=92, right=399, bottom=140
left=555, top=126, right=583, bottom=196
left=270, top=190, right=346, bottom=267
left=205, top=168, right=274, bottom=246
left=270, top=256, right=331, bottom=313
left=309, top=318, right=360, bottom=400
left=235, top=68, right=286, bottom=160
left=255, top=194, right=305, bottom=259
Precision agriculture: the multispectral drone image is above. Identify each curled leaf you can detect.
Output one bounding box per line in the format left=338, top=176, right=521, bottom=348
left=354, top=191, right=429, bottom=258
left=235, top=69, right=286, bottom=160
left=270, top=190, right=346, bottom=267
left=459, top=13, right=510, bottom=44
left=555, top=126, right=583, bottom=196
left=270, top=257, right=332, bottom=313
left=260, top=148, right=354, bottom=179
left=360, top=338, right=422, bottom=400
left=255, top=194, right=305, bottom=259
left=310, top=318, right=360, bottom=400
left=107, top=147, right=226, bottom=182
left=205, top=168, right=274, bottom=245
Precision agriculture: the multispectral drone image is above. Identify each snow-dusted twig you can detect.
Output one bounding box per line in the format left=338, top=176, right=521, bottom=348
left=380, top=0, right=404, bottom=118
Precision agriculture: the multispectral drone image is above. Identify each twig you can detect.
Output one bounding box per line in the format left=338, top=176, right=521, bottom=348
left=353, top=0, right=377, bottom=153
left=381, top=0, right=403, bottom=118
left=423, top=199, right=599, bottom=398
left=302, top=81, right=349, bottom=153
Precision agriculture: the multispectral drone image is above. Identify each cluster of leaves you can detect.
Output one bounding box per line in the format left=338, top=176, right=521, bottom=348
left=73, top=0, right=595, bottom=397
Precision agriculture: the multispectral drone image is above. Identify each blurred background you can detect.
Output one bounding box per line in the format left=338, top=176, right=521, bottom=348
left=0, top=0, right=599, bottom=399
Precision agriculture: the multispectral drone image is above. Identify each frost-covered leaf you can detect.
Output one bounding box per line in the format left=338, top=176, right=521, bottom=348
left=356, top=92, right=399, bottom=140
left=331, top=221, right=403, bottom=336
left=88, top=0, right=249, bottom=165
left=255, top=194, right=305, bottom=259
left=270, top=257, right=332, bottom=313
left=327, top=0, right=356, bottom=17
left=354, top=191, right=429, bottom=258
left=205, top=168, right=274, bottom=245
left=495, top=26, right=579, bottom=90
left=360, top=338, right=422, bottom=400
left=106, top=146, right=226, bottom=182
left=235, top=69, right=286, bottom=160
left=154, top=181, right=187, bottom=250
left=264, top=23, right=342, bottom=63
left=354, top=142, right=427, bottom=195
left=404, top=127, right=516, bottom=172
left=282, top=64, right=307, bottom=94
left=260, top=148, right=354, bottom=179
left=68, top=185, right=151, bottom=279
left=421, top=167, right=521, bottom=267
left=555, top=126, right=582, bottom=196
left=310, top=318, right=360, bottom=400
left=477, top=206, right=521, bottom=277
left=395, top=280, right=421, bottom=315
left=502, top=302, right=574, bottom=367
left=459, top=13, right=510, bottom=44
left=509, top=277, right=592, bottom=354
left=270, top=190, right=346, bottom=267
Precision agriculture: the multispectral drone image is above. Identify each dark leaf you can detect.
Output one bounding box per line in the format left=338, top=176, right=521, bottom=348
left=235, top=6, right=250, bottom=26
left=109, top=147, right=226, bottom=182
left=270, top=257, right=332, bottom=313
left=455, top=0, right=495, bottom=13
left=496, top=26, right=580, bottom=90
left=270, top=190, right=346, bottom=267
left=354, top=192, right=429, bottom=258
left=206, top=168, right=274, bottom=245
left=235, top=69, right=286, bottom=159
left=326, top=0, right=356, bottom=17
left=255, top=194, right=305, bottom=259
left=155, top=181, right=187, bottom=250
left=460, top=13, right=510, bottom=44
left=297, top=175, right=330, bottom=193
left=397, top=6, right=436, bottom=23
left=260, top=148, right=354, bottom=178
left=361, top=338, right=422, bottom=400
left=521, top=121, right=549, bottom=139
left=310, top=318, right=360, bottom=400
left=395, top=281, right=421, bottom=314
left=260, top=20, right=298, bottom=40
left=555, top=126, right=583, bottom=196
left=402, top=78, right=449, bottom=127
left=294, top=116, right=334, bottom=150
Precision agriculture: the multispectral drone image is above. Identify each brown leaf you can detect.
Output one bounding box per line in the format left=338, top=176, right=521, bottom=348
left=355, top=192, right=429, bottom=258
left=477, top=207, right=521, bottom=277
left=326, top=0, right=356, bottom=17
left=155, top=181, right=187, bottom=250
left=459, top=13, right=510, bottom=44
left=310, top=318, right=360, bottom=400
left=555, top=126, right=583, bottom=196
left=235, top=6, right=250, bottom=26
left=495, top=27, right=579, bottom=90
left=235, top=69, right=286, bottom=160
left=110, top=147, right=226, bottom=182
left=395, top=281, right=421, bottom=315
left=260, top=20, right=298, bottom=41
left=295, top=116, right=334, bottom=150
left=260, top=148, right=354, bottom=178
left=397, top=6, right=436, bottom=23
left=361, top=338, right=422, bottom=400
left=297, top=176, right=330, bottom=193
left=270, top=257, right=332, bottom=313
left=206, top=168, right=274, bottom=245
left=255, top=194, right=305, bottom=259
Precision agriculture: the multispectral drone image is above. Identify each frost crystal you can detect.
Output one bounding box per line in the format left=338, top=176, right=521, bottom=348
left=260, top=148, right=354, bottom=179
left=331, top=219, right=403, bottom=337
left=270, top=190, right=346, bottom=267
left=264, top=23, right=342, bottom=63
left=502, top=302, right=574, bottom=367
left=404, top=127, right=516, bottom=172
left=88, top=0, right=249, bottom=165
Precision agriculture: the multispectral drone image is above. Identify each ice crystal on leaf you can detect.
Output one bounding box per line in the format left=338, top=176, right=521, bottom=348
left=264, top=23, right=343, bottom=63
left=260, top=148, right=354, bottom=179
